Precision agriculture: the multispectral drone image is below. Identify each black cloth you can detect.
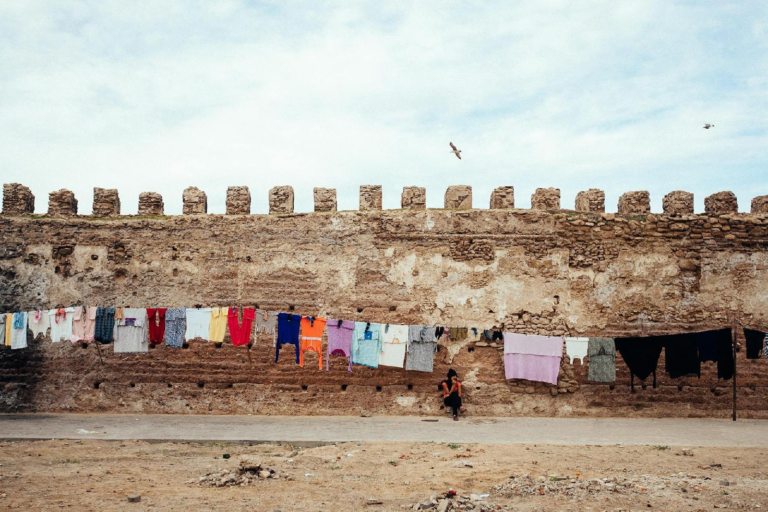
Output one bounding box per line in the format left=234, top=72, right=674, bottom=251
left=663, top=333, right=700, bottom=379
left=435, top=326, right=444, bottom=338
left=444, top=392, right=462, bottom=416
left=492, top=331, right=503, bottom=341
left=715, top=329, right=734, bottom=380
left=744, top=328, right=766, bottom=359
left=615, top=337, right=663, bottom=381
left=695, top=331, right=719, bottom=363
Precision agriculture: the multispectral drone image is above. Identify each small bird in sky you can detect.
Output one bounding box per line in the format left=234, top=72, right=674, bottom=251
left=449, top=142, right=462, bottom=160
left=703, top=124, right=714, bottom=129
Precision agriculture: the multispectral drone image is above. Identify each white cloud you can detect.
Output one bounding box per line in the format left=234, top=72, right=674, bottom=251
left=1, top=1, right=767, bottom=214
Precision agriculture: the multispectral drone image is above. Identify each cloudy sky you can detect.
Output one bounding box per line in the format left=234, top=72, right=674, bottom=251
left=1, top=1, right=766, bottom=214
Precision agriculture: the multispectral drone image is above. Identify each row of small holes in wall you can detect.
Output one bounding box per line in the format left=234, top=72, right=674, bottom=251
left=95, top=382, right=415, bottom=391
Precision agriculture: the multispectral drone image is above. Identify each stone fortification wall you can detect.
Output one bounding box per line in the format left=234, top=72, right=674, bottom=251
left=2, top=183, right=768, bottom=418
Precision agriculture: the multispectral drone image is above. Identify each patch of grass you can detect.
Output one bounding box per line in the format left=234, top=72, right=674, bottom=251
left=388, top=461, right=397, bottom=466
left=652, top=445, right=670, bottom=451
left=60, top=458, right=80, bottom=464
left=448, top=444, right=461, bottom=450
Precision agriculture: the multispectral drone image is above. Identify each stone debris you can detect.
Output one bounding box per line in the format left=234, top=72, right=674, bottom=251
left=314, top=187, right=337, bottom=212
left=705, top=191, right=738, bottom=214
left=402, top=186, right=426, bottom=210
left=531, top=187, right=560, bottom=211
left=48, top=189, right=78, bottom=217
left=269, top=186, right=294, bottom=214
left=574, top=189, right=605, bottom=213
left=410, top=491, right=499, bottom=511
left=489, top=186, right=514, bottom=209
left=138, top=192, right=164, bottom=216
left=92, top=188, right=120, bottom=216
left=663, top=190, right=694, bottom=216
left=617, top=190, right=650, bottom=215
left=194, top=457, right=282, bottom=487
left=182, top=187, right=207, bottom=214
left=359, top=185, right=382, bottom=211
left=126, top=494, right=141, bottom=503
left=2, top=183, right=35, bottom=215
left=226, top=186, right=251, bottom=215
left=444, top=186, right=472, bottom=209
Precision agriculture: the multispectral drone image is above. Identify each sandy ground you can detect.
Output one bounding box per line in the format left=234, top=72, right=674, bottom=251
left=0, top=439, right=766, bottom=511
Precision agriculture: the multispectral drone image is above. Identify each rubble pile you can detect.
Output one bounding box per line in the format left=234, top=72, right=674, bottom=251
left=193, top=458, right=283, bottom=487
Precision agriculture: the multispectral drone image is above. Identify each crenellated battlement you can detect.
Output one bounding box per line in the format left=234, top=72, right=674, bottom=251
left=3, top=183, right=768, bottom=217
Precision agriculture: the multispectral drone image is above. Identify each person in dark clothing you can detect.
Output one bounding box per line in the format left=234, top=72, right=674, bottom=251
left=440, top=369, right=465, bottom=421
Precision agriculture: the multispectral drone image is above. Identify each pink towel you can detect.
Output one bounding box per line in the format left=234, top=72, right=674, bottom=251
left=503, top=333, right=563, bottom=356
left=504, top=353, right=562, bottom=385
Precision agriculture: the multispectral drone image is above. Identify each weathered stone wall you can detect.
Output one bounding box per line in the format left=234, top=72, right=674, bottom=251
left=2, top=184, right=768, bottom=418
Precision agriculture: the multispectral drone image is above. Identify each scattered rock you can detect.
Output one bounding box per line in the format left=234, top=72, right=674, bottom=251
left=126, top=494, right=141, bottom=503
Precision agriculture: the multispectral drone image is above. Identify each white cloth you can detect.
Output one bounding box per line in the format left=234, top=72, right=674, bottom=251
left=185, top=308, right=212, bottom=341
left=11, top=312, right=28, bottom=349
left=379, top=324, right=409, bottom=368
left=114, top=308, right=148, bottom=353
left=28, top=310, right=50, bottom=339
left=48, top=308, right=75, bottom=342
left=565, top=337, right=589, bottom=365
left=503, top=333, right=563, bottom=356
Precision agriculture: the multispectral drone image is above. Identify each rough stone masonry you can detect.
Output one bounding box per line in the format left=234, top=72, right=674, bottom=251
left=1, top=183, right=768, bottom=419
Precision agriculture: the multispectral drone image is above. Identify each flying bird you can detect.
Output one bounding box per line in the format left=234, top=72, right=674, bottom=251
left=449, top=142, right=462, bottom=160
left=703, top=124, right=714, bottom=129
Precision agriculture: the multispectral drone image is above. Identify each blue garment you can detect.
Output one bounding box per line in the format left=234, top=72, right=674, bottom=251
left=13, top=312, right=24, bottom=329
left=352, top=322, right=382, bottom=368
left=275, top=313, right=301, bottom=364
left=94, top=307, right=115, bottom=343
left=165, top=308, right=186, bottom=348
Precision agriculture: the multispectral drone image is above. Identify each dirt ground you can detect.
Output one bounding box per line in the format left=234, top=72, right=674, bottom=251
left=0, top=437, right=766, bottom=511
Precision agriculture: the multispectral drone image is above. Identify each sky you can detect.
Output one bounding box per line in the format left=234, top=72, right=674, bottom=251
left=1, top=1, right=767, bottom=214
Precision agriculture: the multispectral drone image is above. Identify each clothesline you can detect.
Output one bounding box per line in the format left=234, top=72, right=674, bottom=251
left=2, top=307, right=765, bottom=386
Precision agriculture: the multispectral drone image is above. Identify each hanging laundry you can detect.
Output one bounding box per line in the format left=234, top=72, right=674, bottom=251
left=379, top=324, right=409, bottom=368
left=256, top=309, right=278, bottom=335
left=448, top=327, right=468, bottom=341
left=94, top=307, right=116, bottom=344
left=114, top=308, right=148, bottom=353
left=27, top=310, right=50, bottom=339
left=299, top=316, right=326, bottom=369
left=275, top=313, right=302, bottom=363
left=713, top=329, right=734, bottom=380
left=326, top=319, right=354, bottom=372
left=5, top=313, right=12, bottom=346
left=587, top=338, right=616, bottom=383
left=663, top=333, right=700, bottom=379
left=164, top=308, right=186, bottom=348
left=405, top=325, right=437, bottom=373
left=492, top=330, right=504, bottom=341
left=564, top=337, right=589, bottom=365
left=208, top=307, right=228, bottom=343
left=695, top=330, right=719, bottom=363
left=0, top=314, right=5, bottom=346
left=765, top=332, right=768, bottom=359
left=145, top=308, right=167, bottom=345
left=71, top=307, right=97, bottom=343
left=744, top=328, right=766, bottom=359
left=481, top=330, right=493, bottom=341
left=48, top=307, right=75, bottom=343
left=352, top=322, right=382, bottom=368
left=10, top=312, right=28, bottom=350
left=615, top=337, right=663, bottom=381
left=227, top=307, right=255, bottom=347
left=503, top=333, right=563, bottom=385
left=186, top=307, right=213, bottom=341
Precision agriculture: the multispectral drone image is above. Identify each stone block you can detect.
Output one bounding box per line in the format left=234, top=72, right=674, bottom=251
left=182, top=187, right=207, bottom=215
left=92, top=188, right=120, bottom=217
left=617, top=191, right=650, bottom=215
left=444, top=185, right=472, bottom=209
left=489, top=186, right=514, bottom=209
left=663, top=191, right=693, bottom=216
left=705, top=191, right=738, bottom=214
left=2, top=183, right=35, bottom=215
left=269, top=186, right=294, bottom=214
left=574, top=189, right=605, bottom=213
left=401, top=186, right=426, bottom=210
left=531, top=187, right=560, bottom=210
left=48, top=189, right=78, bottom=217
left=313, top=187, right=337, bottom=212
left=138, top=192, right=164, bottom=216
left=226, top=186, right=251, bottom=215
left=751, top=195, right=768, bottom=214
left=359, top=185, right=382, bottom=211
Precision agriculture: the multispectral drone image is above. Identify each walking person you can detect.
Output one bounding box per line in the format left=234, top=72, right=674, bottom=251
left=441, top=369, right=466, bottom=421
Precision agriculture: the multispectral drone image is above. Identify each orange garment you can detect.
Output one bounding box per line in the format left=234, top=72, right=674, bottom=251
left=299, top=316, right=327, bottom=369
